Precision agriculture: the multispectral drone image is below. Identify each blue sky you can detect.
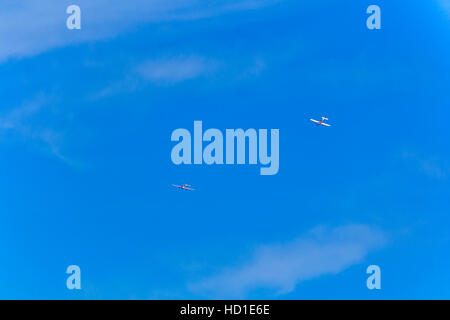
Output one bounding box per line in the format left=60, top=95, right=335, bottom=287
left=0, top=0, right=449, bottom=299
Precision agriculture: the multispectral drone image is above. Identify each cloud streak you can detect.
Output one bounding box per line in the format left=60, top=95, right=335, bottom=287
left=0, top=0, right=280, bottom=63
left=136, top=56, right=218, bottom=84
left=401, top=150, right=449, bottom=180
left=0, top=96, right=70, bottom=163
left=90, top=55, right=219, bottom=99
left=189, top=224, right=386, bottom=298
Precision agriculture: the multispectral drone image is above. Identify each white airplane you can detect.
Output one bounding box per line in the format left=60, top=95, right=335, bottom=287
left=310, top=116, right=331, bottom=127
left=172, top=184, right=195, bottom=191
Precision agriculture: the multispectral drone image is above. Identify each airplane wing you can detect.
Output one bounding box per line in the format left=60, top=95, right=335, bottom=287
left=310, top=119, right=320, bottom=124
left=184, top=187, right=195, bottom=191
left=320, top=123, right=331, bottom=127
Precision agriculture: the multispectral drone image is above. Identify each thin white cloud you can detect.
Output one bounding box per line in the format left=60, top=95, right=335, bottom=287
left=0, top=96, right=46, bottom=132
left=189, top=224, right=386, bottom=298
left=0, top=100, right=41, bottom=130
left=440, top=0, right=450, bottom=15
left=401, top=150, right=448, bottom=180
left=136, top=56, right=217, bottom=84
left=90, top=54, right=267, bottom=99
left=90, top=55, right=219, bottom=99
left=0, top=0, right=280, bottom=63
left=0, top=96, right=70, bottom=163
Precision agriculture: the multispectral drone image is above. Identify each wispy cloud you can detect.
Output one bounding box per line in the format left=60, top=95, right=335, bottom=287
left=90, top=55, right=218, bottom=99
left=0, top=0, right=280, bottom=63
left=440, top=0, right=450, bottom=16
left=189, top=224, right=386, bottom=298
left=136, top=56, right=218, bottom=84
left=90, top=54, right=267, bottom=99
left=0, top=96, right=70, bottom=163
left=401, top=150, right=448, bottom=180
left=0, top=99, right=42, bottom=130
